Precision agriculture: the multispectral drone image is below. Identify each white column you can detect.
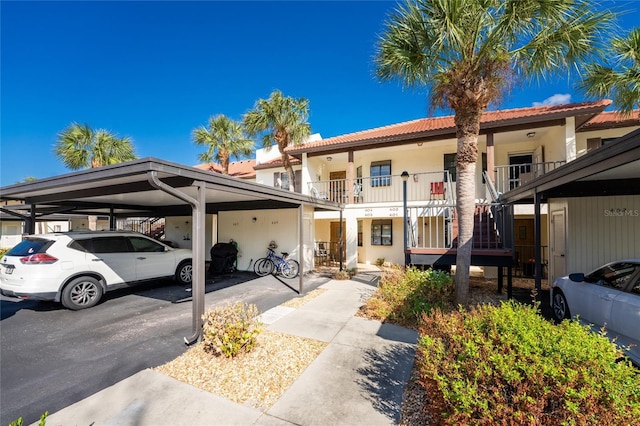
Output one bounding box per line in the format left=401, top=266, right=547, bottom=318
left=301, top=153, right=309, bottom=195
left=565, top=116, right=577, bottom=162
left=345, top=209, right=358, bottom=269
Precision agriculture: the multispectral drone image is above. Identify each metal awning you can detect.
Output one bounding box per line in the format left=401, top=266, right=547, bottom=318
left=0, top=157, right=342, bottom=343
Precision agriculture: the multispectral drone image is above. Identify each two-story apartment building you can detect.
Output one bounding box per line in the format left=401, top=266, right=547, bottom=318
left=252, top=100, right=639, bottom=278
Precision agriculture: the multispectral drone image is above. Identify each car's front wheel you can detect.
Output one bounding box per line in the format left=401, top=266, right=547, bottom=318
left=61, top=276, right=103, bottom=310
left=175, top=261, right=193, bottom=285
left=552, top=290, right=570, bottom=322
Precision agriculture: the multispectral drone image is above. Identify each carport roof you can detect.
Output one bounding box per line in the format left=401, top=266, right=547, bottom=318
left=500, top=128, right=640, bottom=204
left=0, top=157, right=342, bottom=217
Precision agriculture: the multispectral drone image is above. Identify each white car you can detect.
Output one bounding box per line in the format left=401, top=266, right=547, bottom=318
left=551, top=259, right=640, bottom=365
left=0, top=231, right=192, bottom=310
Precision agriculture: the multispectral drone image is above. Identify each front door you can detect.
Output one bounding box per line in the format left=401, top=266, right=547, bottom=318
left=330, top=221, right=345, bottom=262
left=514, top=219, right=535, bottom=276
left=551, top=209, right=566, bottom=282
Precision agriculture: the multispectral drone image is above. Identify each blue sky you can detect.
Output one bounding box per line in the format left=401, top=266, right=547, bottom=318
left=1, top=0, right=638, bottom=186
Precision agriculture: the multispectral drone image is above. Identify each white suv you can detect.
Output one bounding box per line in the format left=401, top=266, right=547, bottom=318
left=0, top=231, right=192, bottom=310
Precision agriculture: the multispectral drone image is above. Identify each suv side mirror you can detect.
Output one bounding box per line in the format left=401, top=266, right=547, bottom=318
left=568, top=273, right=585, bottom=282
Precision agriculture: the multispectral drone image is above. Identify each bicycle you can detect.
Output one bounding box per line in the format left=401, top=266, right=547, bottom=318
left=253, top=242, right=300, bottom=278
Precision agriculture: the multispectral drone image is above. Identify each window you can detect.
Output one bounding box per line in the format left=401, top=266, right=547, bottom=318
left=589, top=262, right=640, bottom=290
left=371, top=219, right=392, bottom=246
left=370, top=160, right=391, bottom=187
left=129, top=237, right=165, bottom=252
left=273, top=170, right=302, bottom=192
left=444, top=153, right=456, bottom=182
left=357, top=220, right=363, bottom=247
left=481, top=152, right=487, bottom=184
left=274, top=172, right=290, bottom=190
left=587, top=137, right=620, bottom=152
left=90, top=237, right=130, bottom=253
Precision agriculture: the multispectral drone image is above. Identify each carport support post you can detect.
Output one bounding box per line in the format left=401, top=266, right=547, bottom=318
left=534, top=191, right=542, bottom=300
left=191, top=182, right=207, bottom=343
left=298, top=204, right=304, bottom=294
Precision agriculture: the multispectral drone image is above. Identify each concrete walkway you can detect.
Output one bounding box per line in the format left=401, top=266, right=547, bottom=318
left=43, top=277, right=418, bottom=426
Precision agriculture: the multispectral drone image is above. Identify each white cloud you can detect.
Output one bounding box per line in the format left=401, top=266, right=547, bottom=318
left=532, top=94, right=572, bottom=107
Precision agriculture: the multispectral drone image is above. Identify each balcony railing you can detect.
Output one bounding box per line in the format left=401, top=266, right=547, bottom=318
left=308, top=171, right=454, bottom=204
left=494, top=161, right=565, bottom=195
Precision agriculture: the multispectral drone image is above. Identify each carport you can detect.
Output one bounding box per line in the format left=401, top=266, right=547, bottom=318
left=0, top=158, right=342, bottom=343
left=500, top=128, right=640, bottom=295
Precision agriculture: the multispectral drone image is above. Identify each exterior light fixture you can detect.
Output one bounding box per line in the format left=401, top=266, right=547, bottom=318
left=401, top=171, right=410, bottom=182
left=527, top=132, right=536, bottom=138
left=326, top=156, right=332, bottom=162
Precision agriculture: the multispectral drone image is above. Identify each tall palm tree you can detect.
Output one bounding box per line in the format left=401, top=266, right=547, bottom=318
left=376, top=0, right=614, bottom=305
left=579, top=27, right=640, bottom=117
left=54, top=123, right=136, bottom=169
left=192, top=114, right=253, bottom=174
left=243, top=90, right=311, bottom=191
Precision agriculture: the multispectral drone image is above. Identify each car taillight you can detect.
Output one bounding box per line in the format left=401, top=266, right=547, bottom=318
left=20, top=253, right=58, bottom=264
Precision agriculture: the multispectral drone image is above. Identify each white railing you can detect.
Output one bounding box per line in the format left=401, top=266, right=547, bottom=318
left=494, top=161, right=565, bottom=194
left=308, top=171, right=454, bottom=204
left=407, top=202, right=505, bottom=250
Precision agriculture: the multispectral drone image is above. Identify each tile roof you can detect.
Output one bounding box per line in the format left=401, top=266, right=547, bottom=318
left=286, top=100, right=613, bottom=155
left=253, top=155, right=301, bottom=170
left=578, top=110, right=640, bottom=131
left=193, top=159, right=256, bottom=179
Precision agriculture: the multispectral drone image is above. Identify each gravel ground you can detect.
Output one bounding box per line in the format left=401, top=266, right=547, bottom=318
left=155, top=275, right=544, bottom=421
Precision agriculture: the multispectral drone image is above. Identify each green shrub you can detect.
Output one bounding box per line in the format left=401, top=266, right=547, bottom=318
left=202, top=302, right=263, bottom=358
left=360, top=266, right=453, bottom=328
left=375, top=257, right=385, bottom=266
left=417, top=301, right=640, bottom=425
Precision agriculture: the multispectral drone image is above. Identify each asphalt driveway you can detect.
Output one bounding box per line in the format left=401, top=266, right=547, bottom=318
left=0, top=271, right=330, bottom=425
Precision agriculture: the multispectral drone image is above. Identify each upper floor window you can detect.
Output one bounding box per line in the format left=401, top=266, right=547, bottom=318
left=274, top=172, right=290, bottom=190
left=370, top=160, right=391, bottom=187
left=444, top=153, right=456, bottom=182
left=273, top=170, right=302, bottom=193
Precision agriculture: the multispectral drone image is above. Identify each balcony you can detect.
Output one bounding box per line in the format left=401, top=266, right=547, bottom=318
left=308, top=171, right=454, bottom=204
left=494, top=161, right=565, bottom=195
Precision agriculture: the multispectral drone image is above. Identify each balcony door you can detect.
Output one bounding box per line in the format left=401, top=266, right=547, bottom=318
left=329, top=171, right=346, bottom=203
left=508, top=154, right=533, bottom=189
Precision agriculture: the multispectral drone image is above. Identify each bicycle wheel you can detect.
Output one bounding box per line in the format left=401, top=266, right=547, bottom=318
left=281, top=259, right=300, bottom=279
left=254, top=258, right=274, bottom=277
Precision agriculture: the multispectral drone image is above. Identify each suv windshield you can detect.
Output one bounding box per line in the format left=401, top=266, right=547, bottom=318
left=6, top=238, right=53, bottom=256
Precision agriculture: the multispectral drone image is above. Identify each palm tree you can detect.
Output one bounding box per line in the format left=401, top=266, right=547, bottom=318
left=243, top=90, right=311, bottom=191
left=192, top=115, right=253, bottom=174
left=375, top=0, right=614, bottom=305
left=579, top=27, right=640, bottom=117
left=54, top=123, right=136, bottom=169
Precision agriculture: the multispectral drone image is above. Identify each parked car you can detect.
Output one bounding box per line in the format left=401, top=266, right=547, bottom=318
left=0, top=231, right=192, bottom=310
left=551, top=259, right=640, bottom=365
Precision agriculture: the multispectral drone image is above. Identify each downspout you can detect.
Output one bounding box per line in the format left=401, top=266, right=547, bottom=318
left=148, top=171, right=206, bottom=345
